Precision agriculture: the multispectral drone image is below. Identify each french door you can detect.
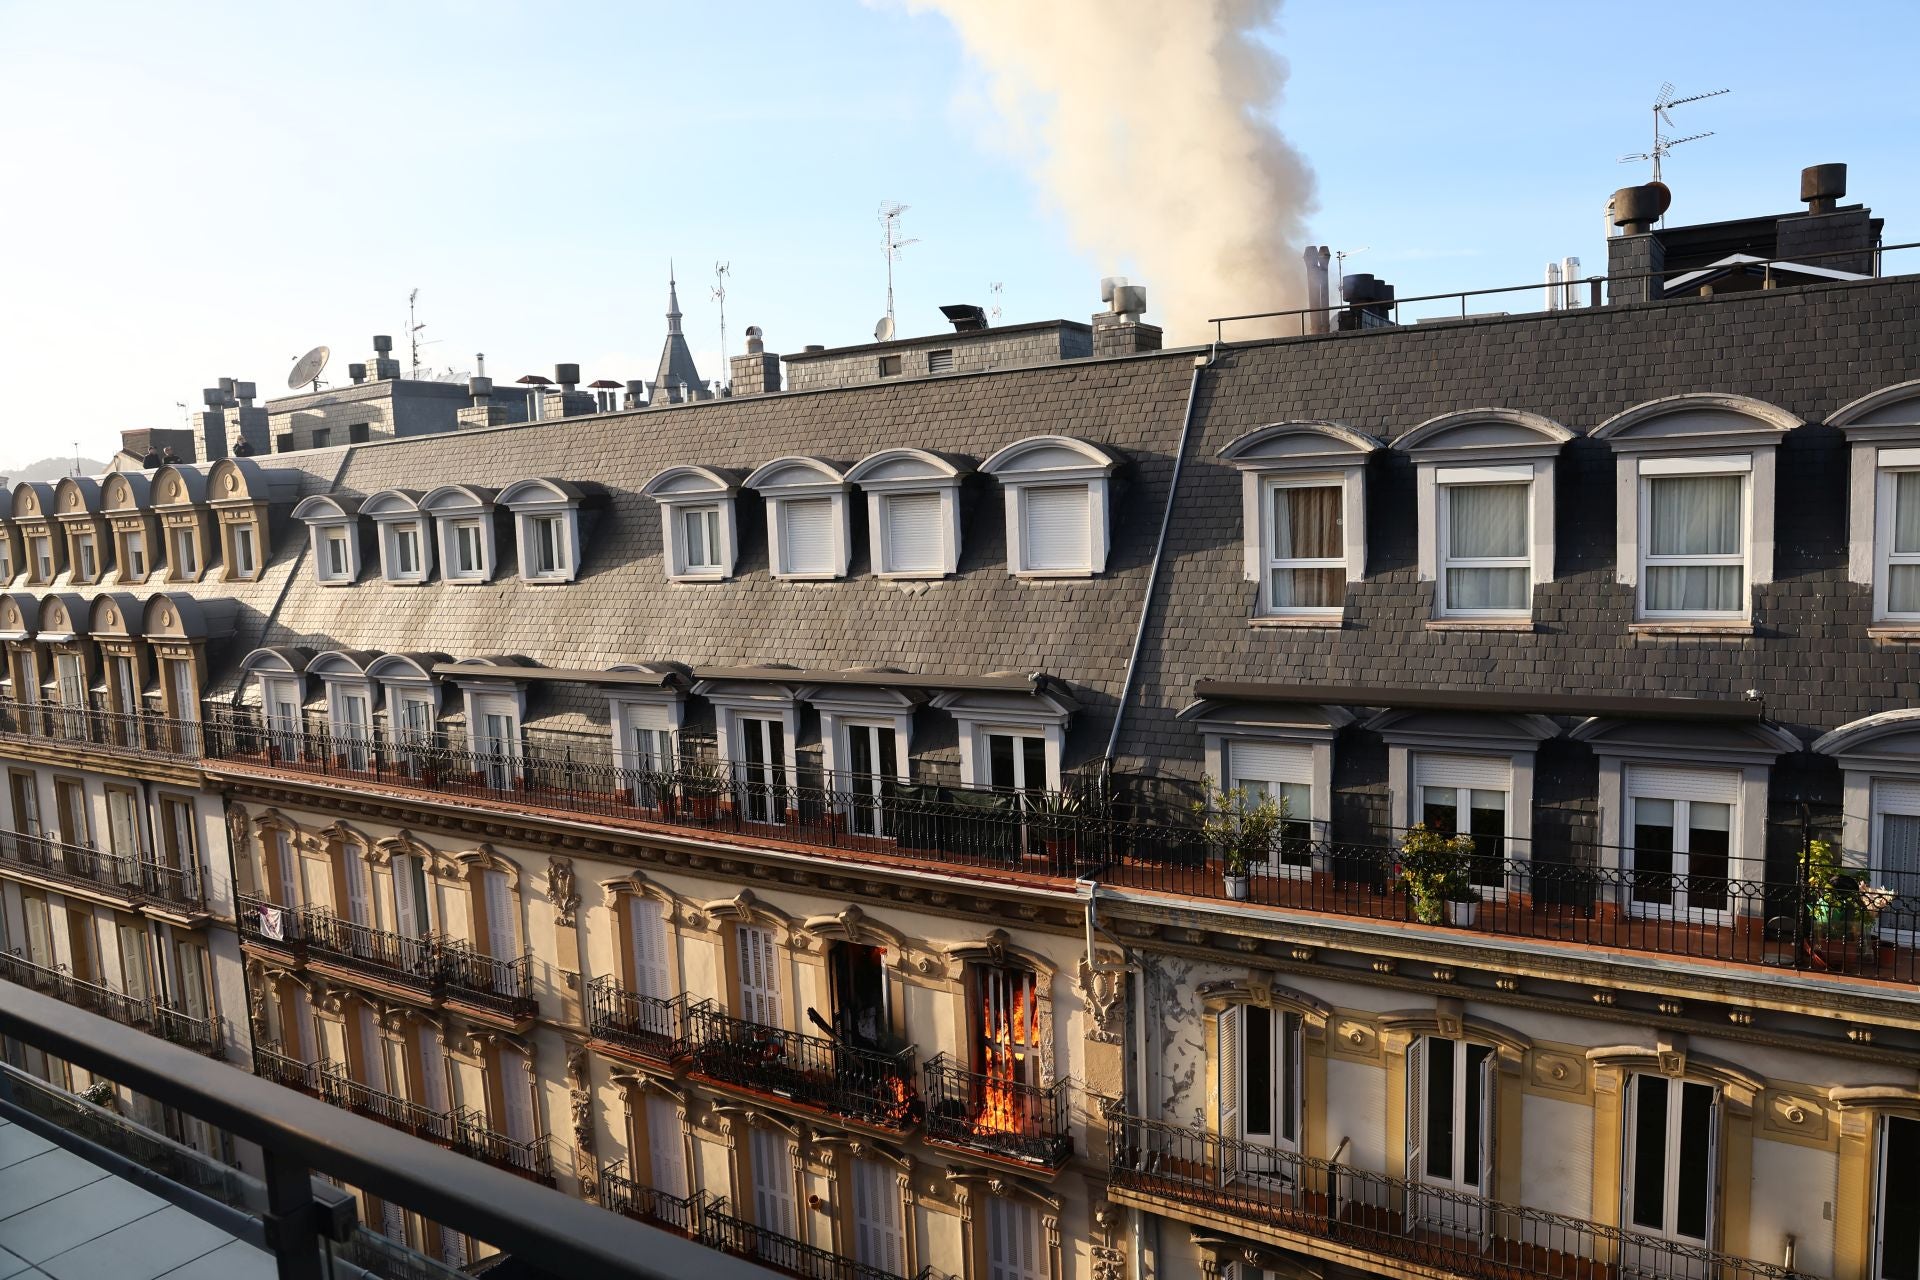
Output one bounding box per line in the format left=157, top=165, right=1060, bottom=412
left=1622, top=1074, right=1718, bottom=1279
left=737, top=924, right=781, bottom=1027
left=1217, top=1004, right=1301, bottom=1192
left=335, top=690, right=372, bottom=770
left=749, top=1126, right=796, bottom=1258
left=1627, top=768, right=1736, bottom=923
left=737, top=716, right=788, bottom=824
left=1872, top=781, right=1920, bottom=948
left=844, top=723, right=898, bottom=837
left=1407, top=1036, right=1493, bottom=1240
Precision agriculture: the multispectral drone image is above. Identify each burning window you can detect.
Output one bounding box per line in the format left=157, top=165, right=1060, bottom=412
left=826, top=942, right=890, bottom=1052
left=970, top=963, right=1039, bottom=1137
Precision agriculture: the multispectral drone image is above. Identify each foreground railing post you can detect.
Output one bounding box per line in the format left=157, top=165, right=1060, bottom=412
left=260, top=1145, right=325, bottom=1280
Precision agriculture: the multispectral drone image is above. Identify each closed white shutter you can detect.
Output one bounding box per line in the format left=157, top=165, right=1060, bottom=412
left=275, top=832, right=299, bottom=907
left=647, top=1093, right=688, bottom=1199
left=738, top=924, right=780, bottom=1026
left=750, top=1127, right=795, bottom=1236
left=291, top=986, right=316, bottom=1061
left=500, top=1054, right=535, bottom=1143
left=484, top=870, right=516, bottom=960
left=630, top=898, right=671, bottom=1002
left=1875, top=779, right=1920, bottom=815
left=1405, top=1037, right=1426, bottom=1186
left=1022, top=485, right=1090, bottom=571
left=882, top=492, right=943, bottom=574
left=345, top=851, right=372, bottom=926
left=1218, top=1006, right=1242, bottom=1142
left=1627, top=765, right=1739, bottom=803
left=1230, top=741, right=1312, bottom=787
left=852, top=1157, right=904, bottom=1275
left=418, top=1029, right=450, bottom=1113
left=1414, top=753, right=1513, bottom=791
left=359, top=1007, right=387, bottom=1090
left=987, top=1196, right=1042, bottom=1280
left=779, top=498, right=835, bottom=575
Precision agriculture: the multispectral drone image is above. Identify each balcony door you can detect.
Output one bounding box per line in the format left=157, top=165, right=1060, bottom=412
left=737, top=924, right=781, bottom=1027
left=736, top=715, right=789, bottom=825
left=852, top=1156, right=905, bottom=1277
left=1627, top=767, right=1737, bottom=924
left=8, top=774, right=40, bottom=842
left=986, top=1195, right=1044, bottom=1280
left=1622, top=1074, right=1718, bottom=1278
left=471, top=695, right=520, bottom=790
left=749, top=1126, right=796, bottom=1258
left=332, top=687, right=372, bottom=771
left=1228, top=740, right=1315, bottom=875
left=1407, top=1036, right=1493, bottom=1240
left=1217, top=1004, right=1301, bottom=1192
left=1872, top=781, right=1920, bottom=948
left=843, top=722, right=898, bottom=838
left=1416, top=753, right=1511, bottom=895
left=264, top=677, right=303, bottom=761
left=389, top=853, right=433, bottom=941
left=53, top=653, right=86, bottom=736
left=647, top=1093, right=688, bottom=1202
left=1877, top=1115, right=1920, bottom=1280
left=628, top=897, right=673, bottom=1006
left=343, top=850, right=373, bottom=928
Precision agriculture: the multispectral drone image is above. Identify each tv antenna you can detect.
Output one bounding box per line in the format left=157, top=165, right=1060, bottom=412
left=287, top=345, right=330, bottom=392
left=711, top=261, right=731, bottom=381
left=1333, top=246, right=1369, bottom=281
left=1618, top=82, right=1729, bottom=184
left=879, top=201, right=918, bottom=328
left=406, top=288, right=440, bottom=378
left=989, top=281, right=1004, bottom=324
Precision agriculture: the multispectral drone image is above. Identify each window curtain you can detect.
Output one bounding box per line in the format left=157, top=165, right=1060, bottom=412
left=1890, top=472, right=1920, bottom=613
left=1445, top=483, right=1528, bottom=609
left=1646, top=474, right=1743, bottom=611
left=1883, top=812, right=1920, bottom=899
left=1271, top=485, right=1344, bottom=607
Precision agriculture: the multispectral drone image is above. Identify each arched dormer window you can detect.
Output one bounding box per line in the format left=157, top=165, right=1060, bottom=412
left=1394, top=409, right=1573, bottom=624
left=11, top=482, right=60, bottom=585
left=291, top=495, right=362, bottom=585
left=100, top=473, right=158, bottom=585
left=497, top=478, right=583, bottom=584
left=1593, top=393, right=1800, bottom=628
left=239, top=647, right=314, bottom=760
left=744, top=457, right=853, bottom=580
left=308, top=650, right=380, bottom=770
left=366, top=653, right=447, bottom=755
left=844, top=448, right=972, bottom=578
left=150, top=466, right=211, bottom=585
left=51, top=477, right=107, bottom=586
left=640, top=465, right=743, bottom=582
left=420, top=485, right=499, bottom=584
left=362, top=489, right=432, bottom=584
left=207, top=457, right=292, bottom=582
left=1829, top=380, right=1920, bottom=632
left=1218, top=422, right=1380, bottom=622
left=980, top=436, right=1118, bottom=578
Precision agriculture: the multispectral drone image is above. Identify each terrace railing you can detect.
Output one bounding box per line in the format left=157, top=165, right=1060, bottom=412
left=0, top=950, right=220, bottom=1056
left=1107, top=1111, right=1797, bottom=1280
left=686, top=1003, right=918, bottom=1130
left=252, top=1042, right=324, bottom=1095
left=597, top=1158, right=704, bottom=1236
left=921, top=1052, right=1071, bottom=1168
left=587, top=976, right=689, bottom=1064
left=0, top=696, right=201, bottom=758
left=699, top=1199, right=916, bottom=1280
left=0, top=827, right=205, bottom=911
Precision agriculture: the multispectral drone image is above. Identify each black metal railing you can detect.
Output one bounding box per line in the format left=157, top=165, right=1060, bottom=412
left=587, top=976, right=689, bottom=1063
left=314, top=1061, right=553, bottom=1184
left=0, top=827, right=205, bottom=911
left=0, top=696, right=202, bottom=758
left=921, top=1052, right=1070, bottom=1167
left=686, top=1004, right=918, bottom=1130
left=253, top=1042, right=324, bottom=1095
left=0, top=950, right=221, bottom=1056
left=598, top=1159, right=703, bottom=1236
left=1107, top=1111, right=1796, bottom=1280
left=700, top=1200, right=914, bottom=1280
left=239, top=896, right=538, bottom=1019
left=457, top=1115, right=556, bottom=1186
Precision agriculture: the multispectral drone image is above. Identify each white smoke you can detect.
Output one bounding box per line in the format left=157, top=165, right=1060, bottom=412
left=911, top=0, right=1315, bottom=341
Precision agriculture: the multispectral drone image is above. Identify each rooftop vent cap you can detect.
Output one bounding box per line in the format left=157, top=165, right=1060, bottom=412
left=940, top=303, right=989, bottom=332
left=347, top=362, right=368, bottom=385
left=1610, top=181, right=1672, bottom=235
left=804, top=344, right=826, bottom=354
left=372, top=335, right=393, bottom=354
left=745, top=325, right=765, bottom=354
left=1801, top=163, right=1847, bottom=214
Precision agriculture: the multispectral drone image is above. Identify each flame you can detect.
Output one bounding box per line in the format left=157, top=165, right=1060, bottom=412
left=971, top=981, right=1030, bottom=1137
left=884, top=1073, right=913, bottom=1122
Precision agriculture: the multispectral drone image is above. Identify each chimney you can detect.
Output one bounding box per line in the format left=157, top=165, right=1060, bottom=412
left=554, top=363, right=580, bottom=393
left=1544, top=261, right=1562, bottom=311
left=729, top=325, right=783, bottom=396
left=1336, top=274, right=1395, bottom=330
left=1092, top=277, right=1163, bottom=356
left=468, top=376, right=492, bottom=406
left=624, top=380, right=648, bottom=410
left=1302, top=246, right=1331, bottom=334
left=457, top=376, right=509, bottom=430
left=1801, top=163, right=1846, bottom=215
left=1606, top=182, right=1672, bottom=306
left=348, top=362, right=368, bottom=385
left=1778, top=162, right=1875, bottom=276
left=234, top=381, right=257, bottom=406
left=369, top=335, right=400, bottom=380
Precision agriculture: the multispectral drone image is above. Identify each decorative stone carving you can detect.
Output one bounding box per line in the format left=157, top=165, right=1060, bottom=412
left=1074, top=956, right=1125, bottom=1045
left=546, top=856, right=579, bottom=927
left=565, top=1043, right=597, bottom=1194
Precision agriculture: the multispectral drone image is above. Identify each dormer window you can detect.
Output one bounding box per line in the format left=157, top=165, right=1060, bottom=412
left=1594, top=394, right=1796, bottom=628
left=291, top=495, right=363, bottom=586
left=745, top=457, right=853, bottom=580
left=498, top=478, right=584, bottom=584
left=980, top=436, right=1119, bottom=578
left=421, top=485, right=499, bottom=584
left=123, top=532, right=145, bottom=580
left=207, top=459, right=286, bottom=585
left=641, top=465, right=743, bottom=582
left=229, top=525, right=257, bottom=578
left=1219, top=422, right=1380, bottom=621
left=170, top=528, right=199, bottom=579
left=1831, top=382, right=1920, bottom=632
left=364, top=490, right=433, bottom=585
left=29, top=535, right=54, bottom=584
left=845, top=448, right=970, bottom=578
left=1395, top=410, right=1570, bottom=623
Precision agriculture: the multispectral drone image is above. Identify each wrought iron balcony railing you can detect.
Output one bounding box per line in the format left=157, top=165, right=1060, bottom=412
left=1106, top=1110, right=1796, bottom=1280
left=699, top=1199, right=918, bottom=1280
left=685, top=1003, right=918, bottom=1131
left=597, top=1159, right=704, bottom=1237
left=0, top=696, right=202, bottom=757
left=238, top=896, right=538, bottom=1019
left=0, top=950, right=221, bottom=1056
left=587, top=975, right=689, bottom=1063
left=0, top=828, right=205, bottom=911
left=921, top=1052, right=1071, bottom=1168
left=315, top=1061, right=554, bottom=1185
left=253, top=1041, right=325, bottom=1095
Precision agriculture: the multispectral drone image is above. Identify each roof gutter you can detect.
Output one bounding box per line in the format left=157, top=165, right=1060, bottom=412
left=1103, top=347, right=1218, bottom=774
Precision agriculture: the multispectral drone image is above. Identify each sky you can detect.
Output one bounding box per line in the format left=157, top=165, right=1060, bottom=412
left=2, top=0, right=1918, bottom=470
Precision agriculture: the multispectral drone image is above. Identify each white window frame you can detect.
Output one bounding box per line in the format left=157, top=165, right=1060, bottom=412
left=609, top=690, right=684, bottom=807
left=1434, top=468, right=1537, bottom=619
left=121, top=530, right=146, bottom=583
left=1872, top=449, right=1920, bottom=622
left=1259, top=473, right=1349, bottom=618
left=228, top=522, right=258, bottom=580
left=169, top=526, right=200, bottom=581
left=744, top=457, right=853, bottom=581
left=1621, top=1073, right=1720, bottom=1251
left=934, top=690, right=1076, bottom=792
left=72, top=532, right=98, bottom=583
left=295, top=498, right=362, bottom=586
left=1623, top=765, right=1740, bottom=925
left=498, top=479, right=583, bottom=585
left=454, top=682, right=526, bottom=789
left=422, top=486, right=499, bottom=584
left=371, top=511, right=432, bottom=585
left=1635, top=455, right=1753, bottom=622
left=678, top=506, right=725, bottom=575
left=1217, top=1003, right=1302, bottom=1178
left=847, top=448, right=971, bottom=579
left=1219, top=423, right=1377, bottom=622
left=980, top=436, right=1117, bottom=579
left=642, top=466, right=740, bottom=582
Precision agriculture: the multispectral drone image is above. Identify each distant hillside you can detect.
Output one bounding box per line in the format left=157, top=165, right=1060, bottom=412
left=2, top=455, right=110, bottom=485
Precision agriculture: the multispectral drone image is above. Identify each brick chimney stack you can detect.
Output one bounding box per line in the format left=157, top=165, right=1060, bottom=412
left=729, top=326, right=783, bottom=396
left=1092, top=278, right=1162, bottom=357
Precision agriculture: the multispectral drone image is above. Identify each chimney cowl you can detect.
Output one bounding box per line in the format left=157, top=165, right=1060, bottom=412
left=372, top=335, right=393, bottom=354
left=745, top=324, right=765, bottom=355
left=554, top=362, right=580, bottom=390
left=1800, top=163, right=1847, bottom=214
left=1611, top=182, right=1672, bottom=235
left=348, top=362, right=368, bottom=385
left=468, top=376, right=492, bottom=402
left=804, top=343, right=826, bottom=354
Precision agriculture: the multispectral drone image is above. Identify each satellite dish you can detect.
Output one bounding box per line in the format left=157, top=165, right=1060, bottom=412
left=287, top=345, right=330, bottom=391
left=874, top=315, right=895, bottom=342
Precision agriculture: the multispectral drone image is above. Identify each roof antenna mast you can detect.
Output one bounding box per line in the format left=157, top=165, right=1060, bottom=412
left=1618, top=82, right=1729, bottom=191
left=711, top=261, right=731, bottom=387
left=878, top=201, right=918, bottom=331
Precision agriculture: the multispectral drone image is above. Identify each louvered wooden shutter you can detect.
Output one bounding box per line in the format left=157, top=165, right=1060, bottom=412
left=1218, top=1006, right=1242, bottom=1141
left=738, top=924, right=780, bottom=1026
left=418, top=1028, right=450, bottom=1113
left=987, top=1196, right=1041, bottom=1280
left=630, top=898, right=672, bottom=1002
left=1022, top=485, right=1090, bottom=571
left=780, top=497, right=835, bottom=575
left=500, top=1052, right=535, bottom=1143
left=751, top=1127, right=795, bottom=1235
left=1405, top=1036, right=1425, bottom=1185
left=648, top=1093, right=688, bottom=1198
left=853, top=1157, right=904, bottom=1275
left=882, top=492, right=943, bottom=573
left=484, top=870, right=516, bottom=960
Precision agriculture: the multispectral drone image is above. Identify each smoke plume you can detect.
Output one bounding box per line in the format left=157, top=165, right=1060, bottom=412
left=913, top=0, right=1315, bottom=341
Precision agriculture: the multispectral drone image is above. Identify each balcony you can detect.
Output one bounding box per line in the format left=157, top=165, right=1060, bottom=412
left=0, top=696, right=200, bottom=759
left=921, top=1052, right=1070, bottom=1169
left=316, top=1061, right=555, bottom=1185
left=1106, top=1110, right=1794, bottom=1280
left=699, top=1199, right=930, bottom=1280
left=238, top=896, right=537, bottom=1024
left=0, top=950, right=221, bottom=1057
left=685, top=1004, right=917, bottom=1132
left=0, top=828, right=206, bottom=915
left=587, top=975, right=689, bottom=1066
left=598, top=1159, right=704, bottom=1237
left=252, top=1042, right=324, bottom=1095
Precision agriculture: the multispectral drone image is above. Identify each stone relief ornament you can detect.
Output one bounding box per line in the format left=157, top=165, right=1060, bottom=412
left=1074, top=956, right=1126, bottom=1045
left=565, top=1043, right=597, bottom=1192
left=546, top=856, right=579, bottom=927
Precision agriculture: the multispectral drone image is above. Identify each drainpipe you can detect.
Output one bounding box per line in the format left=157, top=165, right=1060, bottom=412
left=1102, top=347, right=1217, bottom=781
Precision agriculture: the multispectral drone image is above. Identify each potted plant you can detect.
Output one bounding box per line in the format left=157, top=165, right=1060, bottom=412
left=679, top=759, right=729, bottom=822
left=1805, top=836, right=1887, bottom=949
left=1028, top=790, right=1083, bottom=866
left=1397, top=824, right=1479, bottom=926
left=1195, top=781, right=1284, bottom=901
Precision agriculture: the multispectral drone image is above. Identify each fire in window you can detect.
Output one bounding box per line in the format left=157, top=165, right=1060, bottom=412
left=971, top=964, right=1039, bottom=1136
left=821, top=942, right=890, bottom=1052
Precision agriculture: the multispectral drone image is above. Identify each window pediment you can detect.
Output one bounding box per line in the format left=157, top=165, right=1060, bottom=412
left=844, top=448, right=971, bottom=488
left=362, top=489, right=425, bottom=520
left=34, top=593, right=84, bottom=644
left=149, top=466, right=207, bottom=510
left=1366, top=708, right=1560, bottom=752
left=1219, top=421, right=1382, bottom=471
left=52, top=477, right=101, bottom=519
left=1395, top=409, right=1572, bottom=460
left=100, top=473, right=152, bottom=513
left=10, top=483, right=53, bottom=520
left=497, top=477, right=583, bottom=509
left=421, top=484, right=498, bottom=515
left=143, top=592, right=231, bottom=640
left=1813, top=709, right=1920, bottom=770
left=981, top=435, right=1117, bottom=481
left=87, top=593, right=142, bottom=639
left=744, top=456, right=848, bottom=495
left=640, top=465, right=742, bottom=500
left=1570, top=715, right=1801, bottom=764
left=1831, top=380, right=1920, bottom=440
left=291, top=494, right=360, bottom=525
left=1592, top=393, right=1799, bottom=452
left=644, top=467, right=743, bottom=581
left=0, top=593, right=36, bottom=640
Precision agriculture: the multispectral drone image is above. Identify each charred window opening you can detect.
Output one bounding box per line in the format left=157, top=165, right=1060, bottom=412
left=824, top=942, right=890, bottom=1052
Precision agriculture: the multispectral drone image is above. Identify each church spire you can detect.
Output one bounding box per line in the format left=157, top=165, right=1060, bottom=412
left=666, top=262, right=683, bottom=337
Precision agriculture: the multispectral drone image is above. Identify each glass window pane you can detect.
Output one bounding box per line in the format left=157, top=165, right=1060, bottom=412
left=1881, top=813, right=1920, bottom=898
left=1676, top=1082, right=1714, bottom=1240
left=1894, top=472, right=1920, bottom=554
left=1422, top=787, right=1460, bottom=832
left=1889, top=564, right=1920, bottom=615
left=1446, top=566, right=1529, bottom=611
left=1447, top=483, right=1527, bottom=558
left=1464, top=1043, right=1491, bottom=1188
left=1882, top=1115, right=1920, bottom=1280
left=1270, top=567, right=1345, bottom=608
left=1425, top=1038, right=1454, bottom=1181
left=1649, top=474, right=1742, bottom=556
left=1634, top=799, right=1676, bottom=904
left=1645, top=565, right=1742, bottom=613
left=1245, top=1005, right=1272, bottom=1139
left=1630, top=1076, right=1669, bottom=1231
left=1272, top=485, right=1341, bottom=560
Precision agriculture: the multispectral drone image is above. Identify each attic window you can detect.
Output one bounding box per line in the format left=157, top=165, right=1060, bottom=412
left=228, top=524, right=258, bottom=580
left=928, top=349, right=955, bottom=374
left=498, top=478, right=584, bottom=584
left=422, top=485, right=498, bottom=584
left=980, top=436, right=1118, bottom=578
left=1218, top=421, right=1380, bottom=621
left=292, top=495, right=362, bottom=586
left=744, top=457, right=853, bottom=581
left=641, top=466, right=741, bottom=582
left=845, top=448, right=969, bottom=579
left=877, top=355, right=902, bottom=379
left=365, top=491, right=433, bottom=584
